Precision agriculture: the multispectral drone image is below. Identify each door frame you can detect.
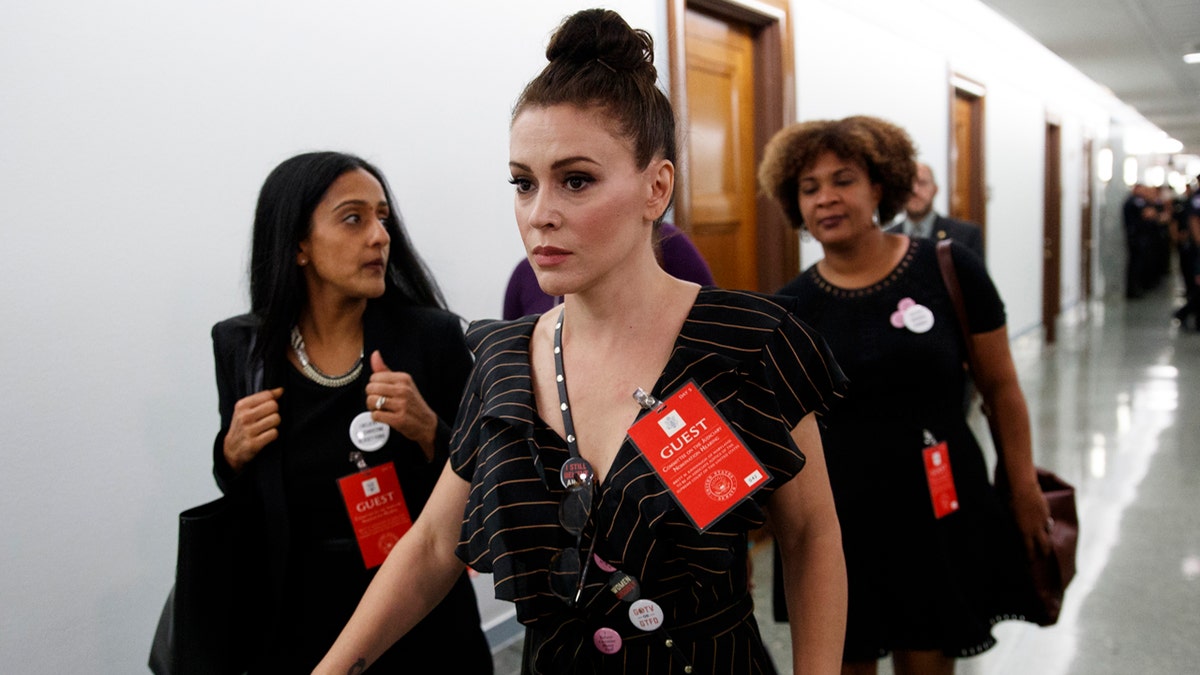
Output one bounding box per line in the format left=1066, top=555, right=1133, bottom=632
left=668, top=0, right=797, bottom=291
left=949, top=74, right=987, bottom=234
left=1043, top=120, right=1063, bottom=343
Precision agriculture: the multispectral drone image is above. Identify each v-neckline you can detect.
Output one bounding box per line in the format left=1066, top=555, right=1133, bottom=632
left=536, top=288, right=706, bottom=487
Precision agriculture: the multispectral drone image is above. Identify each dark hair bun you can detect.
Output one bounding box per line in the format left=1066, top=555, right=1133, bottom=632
left=546, top=8, right=654, bottom=75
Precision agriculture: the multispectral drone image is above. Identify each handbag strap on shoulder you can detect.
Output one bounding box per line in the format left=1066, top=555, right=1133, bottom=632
left=935, top=240, right=1002, bottom=444
left=935, top=240, right=976, bottom=365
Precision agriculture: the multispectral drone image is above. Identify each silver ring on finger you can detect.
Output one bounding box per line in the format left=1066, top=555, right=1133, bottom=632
left=375, top=395, right=388, bottom=411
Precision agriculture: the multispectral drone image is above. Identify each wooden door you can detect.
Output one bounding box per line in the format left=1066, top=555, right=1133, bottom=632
left=683, top=10, right=759, bottom=291
left=1043, top=122, right=1063, bottom=343
left=951, top=87, right=986, bottom=235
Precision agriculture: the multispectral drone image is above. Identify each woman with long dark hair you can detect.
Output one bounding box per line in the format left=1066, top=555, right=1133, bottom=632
left=213, top=151, right=492, bottom=672
left=317, top=10, right=848, bottom=675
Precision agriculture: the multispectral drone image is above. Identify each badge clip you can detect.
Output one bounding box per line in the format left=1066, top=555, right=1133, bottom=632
left=632, top=387, right=663, bottom=411
left=349, top=451, right=369, bottom=471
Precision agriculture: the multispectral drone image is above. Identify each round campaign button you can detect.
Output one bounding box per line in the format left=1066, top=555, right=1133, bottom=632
left=903, top=303, right=935, bottom=333
left=349, top=411, right=390, bottom=452
left=561, top=457, right=594, bottom=488
left=627, top=598, right=664, bottom=632
left=593, top=627, right=622, bottom=654
left=890, top=297, right=935, bottom=334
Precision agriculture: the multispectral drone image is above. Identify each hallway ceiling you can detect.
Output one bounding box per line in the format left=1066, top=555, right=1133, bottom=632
left=979, top=0, right=1200, bottom=157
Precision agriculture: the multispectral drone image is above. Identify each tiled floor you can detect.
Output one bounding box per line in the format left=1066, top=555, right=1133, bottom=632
left=493, top=279, right=1200, bottom=674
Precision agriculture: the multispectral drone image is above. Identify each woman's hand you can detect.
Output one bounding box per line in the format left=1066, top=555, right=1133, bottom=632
left=1010, top=480, right=1053, bottom=559
left=364, top=351, right=439, bottom=461
left=222, top=387, right=283, bottom=473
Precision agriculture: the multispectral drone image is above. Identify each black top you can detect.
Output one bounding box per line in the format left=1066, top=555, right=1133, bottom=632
left=450, top=287, right=847, bottom=674
left=778, top=237, right=1021, bottom=659
left=211, top=302, right=492, bottom=673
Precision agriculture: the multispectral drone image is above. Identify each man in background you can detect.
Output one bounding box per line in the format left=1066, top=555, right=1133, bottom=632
left=890, top=161, right=985, bottom=260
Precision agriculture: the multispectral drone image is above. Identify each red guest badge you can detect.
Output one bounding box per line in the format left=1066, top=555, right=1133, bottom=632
left=337, top=462, right=413, bottom=568
left=923, top=442, right=960, bottom=519
left=626, top=381, right=769, bottom=531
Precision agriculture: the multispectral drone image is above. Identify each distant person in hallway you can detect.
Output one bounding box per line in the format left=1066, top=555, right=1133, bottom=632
left=1149, top=186, right=1174, bottom=289
left=503, top=221, right=714, bottom=319
left=885, top=161, right=984, bottom=260
left=1123, top=184, right=1160, bottom=299
left=760, top=115, right=1052, bottom=675
left=1172, top=177, right=1200, bottom=330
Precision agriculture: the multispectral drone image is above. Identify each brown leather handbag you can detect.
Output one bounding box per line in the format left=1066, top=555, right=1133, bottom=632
left=935, top=240, right=1078, bottom=626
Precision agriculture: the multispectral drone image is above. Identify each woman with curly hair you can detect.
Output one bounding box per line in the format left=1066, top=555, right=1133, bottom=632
left=760, top=116, right=1050, bottom=675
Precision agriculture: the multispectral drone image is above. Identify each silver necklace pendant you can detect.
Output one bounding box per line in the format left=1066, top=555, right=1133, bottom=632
left=290, top=326, right=364, bottom=387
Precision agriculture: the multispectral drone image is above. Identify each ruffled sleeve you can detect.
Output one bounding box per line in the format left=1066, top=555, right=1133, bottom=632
left=449, top=316, right=550, bottom=584
left=449, top=317, right=538, bottom=480
left=657, top=288, right=848, bottom=500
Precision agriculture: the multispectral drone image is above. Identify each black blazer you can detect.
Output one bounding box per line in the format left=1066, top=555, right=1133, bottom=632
left=210, top=303, right=471, bottom=493
left=888, top=214, right=985, bottom=260
left=207, top=300, right=475, bottom=667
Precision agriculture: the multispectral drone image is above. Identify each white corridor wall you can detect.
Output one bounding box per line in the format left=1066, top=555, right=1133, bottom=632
left=0, top=0, right=1151, bottom=671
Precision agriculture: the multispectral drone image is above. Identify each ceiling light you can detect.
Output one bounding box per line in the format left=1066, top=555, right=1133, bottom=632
left=1124, top=157, right=1139, bottom=186
left=1185, top=52, right=1200, bottom=64
left=1098, top=148, right=1113, bottom=182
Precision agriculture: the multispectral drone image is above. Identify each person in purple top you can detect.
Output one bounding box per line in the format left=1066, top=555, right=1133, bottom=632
left=503, top=221, right=715, bottom=319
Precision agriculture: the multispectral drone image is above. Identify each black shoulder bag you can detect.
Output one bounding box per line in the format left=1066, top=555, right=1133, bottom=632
left=149, top=333, right=263, bottom=674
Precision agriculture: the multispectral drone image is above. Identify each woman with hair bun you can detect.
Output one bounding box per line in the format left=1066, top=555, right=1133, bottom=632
left=760, top=116, right=1050, bottom=675
left=317, top=10, right=848, bottom=674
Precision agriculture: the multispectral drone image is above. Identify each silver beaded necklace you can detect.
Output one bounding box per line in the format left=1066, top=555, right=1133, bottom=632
left=289, top=326, right=364, bottom=387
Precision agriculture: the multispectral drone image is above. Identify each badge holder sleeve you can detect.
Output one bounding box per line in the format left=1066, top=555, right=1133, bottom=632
left=627, top=381, right=770, bottom=533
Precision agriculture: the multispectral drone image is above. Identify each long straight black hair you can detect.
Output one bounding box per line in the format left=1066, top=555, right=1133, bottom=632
left=248, top=151, right=447, bottom=371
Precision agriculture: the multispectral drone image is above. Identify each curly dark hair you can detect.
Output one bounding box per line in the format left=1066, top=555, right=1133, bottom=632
left=758, top=115, right=916, bottom=230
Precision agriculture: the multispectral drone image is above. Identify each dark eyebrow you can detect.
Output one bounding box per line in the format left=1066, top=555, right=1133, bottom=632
left=509, top=156, right=601, bottom=173
left=332, top=199, right=387, bottom=211
left=552, top=156, right=599, bottom=170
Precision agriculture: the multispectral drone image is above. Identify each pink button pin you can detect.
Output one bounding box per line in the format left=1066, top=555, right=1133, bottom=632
left=593, top=627, right=622, bottom=654
left=593, top=554, right=617, bottom=573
